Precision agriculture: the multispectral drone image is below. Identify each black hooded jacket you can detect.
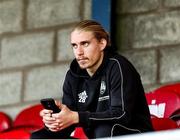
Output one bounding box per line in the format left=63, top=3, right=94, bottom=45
left=62, top=52, right=153, bottom=137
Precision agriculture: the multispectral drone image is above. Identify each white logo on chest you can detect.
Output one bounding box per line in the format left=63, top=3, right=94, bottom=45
left=100, top=80, right=106, bottom=95
left=78, top=91, right=88, bottom=103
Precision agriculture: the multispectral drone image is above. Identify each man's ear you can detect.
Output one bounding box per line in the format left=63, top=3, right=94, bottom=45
left=100, top=38, right=107, bottom=50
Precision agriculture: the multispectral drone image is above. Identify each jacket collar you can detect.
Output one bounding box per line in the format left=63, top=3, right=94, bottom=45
left=70, top=52, right=109, bottom=79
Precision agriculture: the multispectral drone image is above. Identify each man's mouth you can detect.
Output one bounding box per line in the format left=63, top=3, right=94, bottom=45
left=77, top=57, right=88, bottom=61
left=77, top=58, right=88, bottom=64
left=78, top=59, right=86, bottom=62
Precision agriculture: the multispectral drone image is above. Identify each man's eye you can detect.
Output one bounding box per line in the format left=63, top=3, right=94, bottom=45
left=83, top=42, right=89, bottom=47
left=71, top=44, right=77, bottom=49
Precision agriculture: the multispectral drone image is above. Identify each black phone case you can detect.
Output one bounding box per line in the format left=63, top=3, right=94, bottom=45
left=40, top=98, right=61, bottom=113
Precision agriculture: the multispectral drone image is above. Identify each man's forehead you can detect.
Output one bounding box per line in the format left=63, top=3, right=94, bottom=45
left=72, top=30, right=94, bottom=37
left=71, top=30, right=94, bottom=42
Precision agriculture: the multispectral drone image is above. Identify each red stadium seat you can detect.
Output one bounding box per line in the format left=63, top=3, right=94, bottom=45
left=13, top=104, right=44, bottom=131
left=146, top=90, right=180, bottom=119
left=146, top=84, right=180, bottom=128
left=0, top=112, right=12, bottom=132
left=155, top=83, right=180, bottom=127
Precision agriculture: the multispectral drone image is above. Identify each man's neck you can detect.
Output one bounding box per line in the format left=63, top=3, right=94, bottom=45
left=86, top=53, right=104, bottom=77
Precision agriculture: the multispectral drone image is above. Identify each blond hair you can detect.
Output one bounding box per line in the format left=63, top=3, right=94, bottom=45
left=72, top=20, right=111, bottom=46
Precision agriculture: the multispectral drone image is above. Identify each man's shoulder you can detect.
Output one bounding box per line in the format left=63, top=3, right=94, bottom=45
left=107, top=53, right=132, bottom=66
left=107, top=53, right=139, bottom=75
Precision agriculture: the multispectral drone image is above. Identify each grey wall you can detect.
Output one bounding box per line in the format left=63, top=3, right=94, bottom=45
left=115, top=0, right=180, bottom=92
left=1, top=0, right=180, bottom=120
left=0, top=0, right=91, bottom=119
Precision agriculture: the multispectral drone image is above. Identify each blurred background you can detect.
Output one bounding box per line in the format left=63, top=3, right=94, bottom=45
left=0, top=0, right=180, bottom=120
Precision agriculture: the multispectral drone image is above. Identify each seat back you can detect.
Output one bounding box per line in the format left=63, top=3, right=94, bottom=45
left=13, top=104, right=44, bottom=131
left=151, top=117, right=178, bottom=131
left=146, top=90, right=180, bottom=118
left=0, top=112, right=12, bottom=132
left=153, top=83, right=180, bottom=127
left=156, top=83, right=180, bottom=96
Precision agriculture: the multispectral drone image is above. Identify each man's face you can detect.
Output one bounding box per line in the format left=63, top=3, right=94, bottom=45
left=70, top=30, right=106, bottom=72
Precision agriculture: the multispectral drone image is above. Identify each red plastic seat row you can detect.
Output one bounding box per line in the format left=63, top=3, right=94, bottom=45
left=1, top=83, right=179, bottom=138
left=0, top=105, right=44, bottom=139
left=0, top=129, right=30, bottom=139
left=0, top=104, right=88, bottom=139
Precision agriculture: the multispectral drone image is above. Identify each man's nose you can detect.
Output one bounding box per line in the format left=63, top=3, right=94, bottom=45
left=76, top=46, right=84, bottom=55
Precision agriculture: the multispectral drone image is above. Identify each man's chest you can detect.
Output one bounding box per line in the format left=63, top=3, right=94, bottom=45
left=76, top=77, right=110, bottom=111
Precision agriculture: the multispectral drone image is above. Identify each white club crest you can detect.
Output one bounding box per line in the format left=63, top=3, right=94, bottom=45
left=100, top=80, right=106, bottom=95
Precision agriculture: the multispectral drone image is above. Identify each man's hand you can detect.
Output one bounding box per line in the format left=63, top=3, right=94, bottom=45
left=52, top=101, right=79, bottom=131
left=40, top=101, right=79, bottom=132
left=40, top=108, right=58, bottom=131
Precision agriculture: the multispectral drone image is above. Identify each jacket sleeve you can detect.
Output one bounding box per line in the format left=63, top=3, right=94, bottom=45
left=78, top=60, right=142, bottom=127
left=62, top=71, right=76, bottom=111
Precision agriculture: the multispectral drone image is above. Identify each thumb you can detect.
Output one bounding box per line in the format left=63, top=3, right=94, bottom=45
left=55, top=100, right=63, bottom=110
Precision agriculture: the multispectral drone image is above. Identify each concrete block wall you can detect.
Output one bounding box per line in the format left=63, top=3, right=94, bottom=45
left=0, top=0, right=91, bottom=119
left=1, top=0, right=180, bottom=119
left=115, top=0, right=180, bottom=92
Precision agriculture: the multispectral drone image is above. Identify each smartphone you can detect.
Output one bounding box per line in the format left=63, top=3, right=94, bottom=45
left=40, top=98, right=61, bottom=113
